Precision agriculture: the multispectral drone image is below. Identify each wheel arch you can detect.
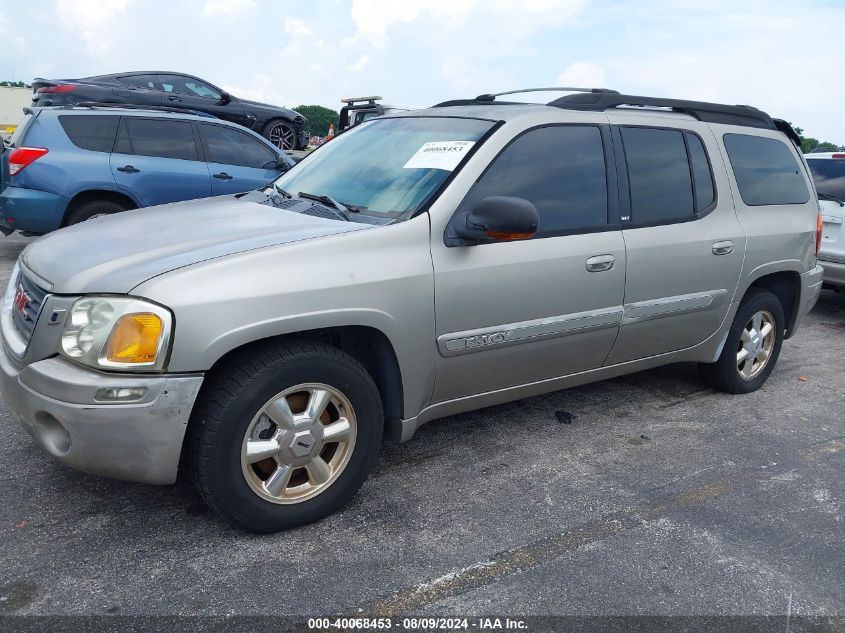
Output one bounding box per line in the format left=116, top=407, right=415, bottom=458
left=740, top=267, right=802, bottom=338
left=62, top=189, right=138, bottom=226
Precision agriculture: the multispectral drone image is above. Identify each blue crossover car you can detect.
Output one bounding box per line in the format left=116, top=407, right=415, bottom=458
left=0, top=106, right=293, bottom=235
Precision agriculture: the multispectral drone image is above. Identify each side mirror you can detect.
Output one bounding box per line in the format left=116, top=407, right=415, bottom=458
left=449, top=196, right=539, bottom=245
left=276, top=155, right=291, bottom=170
left=219, top=91, right=232, bottom=104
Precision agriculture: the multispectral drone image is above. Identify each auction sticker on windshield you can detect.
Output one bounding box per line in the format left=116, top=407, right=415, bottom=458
left=403, top=141, right=475, bottom=171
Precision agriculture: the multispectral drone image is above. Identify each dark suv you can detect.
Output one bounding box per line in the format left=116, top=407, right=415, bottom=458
left=32, top=72, right=309, bottom=151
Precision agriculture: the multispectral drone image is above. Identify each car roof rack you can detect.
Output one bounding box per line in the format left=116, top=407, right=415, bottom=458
left=547, top=91, right=776, bottom=130
left=67, top=102, right=218, bottom=118
left=341, top=96, right=383, bottom=105
left=433, top=86, right=615, bottom=108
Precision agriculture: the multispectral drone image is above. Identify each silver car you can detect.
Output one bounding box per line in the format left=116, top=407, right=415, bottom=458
left=0, top=88, right=824, bottom=532
left=805, top=152, right=845, bottom=289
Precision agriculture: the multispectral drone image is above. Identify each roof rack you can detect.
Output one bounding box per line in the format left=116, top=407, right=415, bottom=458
left=548, top=91, right=775, bottom=130
left=433, top=86, right=615, bottom=108
left=66, top=102, right=218, bottom=118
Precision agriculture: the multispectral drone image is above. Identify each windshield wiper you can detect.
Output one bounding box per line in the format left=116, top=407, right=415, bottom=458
left=297, top=192, right=359, bottom=214
left=818, top=192, right=845, bottom=206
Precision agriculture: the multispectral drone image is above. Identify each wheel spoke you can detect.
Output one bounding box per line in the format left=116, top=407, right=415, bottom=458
left=752, top=312, right=762, bottom=332
left=323, top=417, right=352, bottom=443
left=736, top=348, right=750, bottom=365
left=741, top=358, right=755, bottom=377
left=264, top=396, right=296, bottom=430
left=760, top=322, right=773, bottom=339
left=245, top=439, right=279, bottom=464
left=740, top=328, right=752, bottom=343
left=264, top=465, right=293, bottom=496
left=306, top=388, right=332, bottom=421
left=757, top=349, right=769, bottom=363
left=306, top=457, right=331, bottom=485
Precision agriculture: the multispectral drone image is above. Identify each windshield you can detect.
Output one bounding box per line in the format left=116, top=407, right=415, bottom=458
left=807, top=159, right=845, bottom=200
left=274, top=116, right=495, bottom=217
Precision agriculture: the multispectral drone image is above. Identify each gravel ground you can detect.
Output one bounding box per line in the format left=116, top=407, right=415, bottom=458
left=0, top=233, right=842, bottom=626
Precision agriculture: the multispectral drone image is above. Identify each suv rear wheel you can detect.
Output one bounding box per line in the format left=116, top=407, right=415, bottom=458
left=698, top=288, right=785, bottom=393
left=66, top=199, right=130, bottom=225
left=189, top=340, right=383, bottom=532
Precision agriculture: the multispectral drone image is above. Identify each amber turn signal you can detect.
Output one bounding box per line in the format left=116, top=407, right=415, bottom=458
left=106, top=313, right=163, bottom=364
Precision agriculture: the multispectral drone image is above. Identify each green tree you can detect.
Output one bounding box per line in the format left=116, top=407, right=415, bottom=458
left=0, top=80, right=29, bottom=88
left=789, top=122, right=842, bottom=154
left=294, top=105, right=339, bottom=137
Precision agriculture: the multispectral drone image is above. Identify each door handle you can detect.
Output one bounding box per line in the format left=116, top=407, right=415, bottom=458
left=712, top=240, right=734, bottom=256
left=586, top=254, right=615, bottom=272
left=116, top=165, right=140, bottom=173
left=168, top=96, right=182, bottom=102
left=213, top=172, right=233, bottom=180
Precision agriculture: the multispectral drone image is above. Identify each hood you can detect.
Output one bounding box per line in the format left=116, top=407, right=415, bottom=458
left=238, top=98, right=303, bottom=121
left=22, top=195, right=371, bottom=294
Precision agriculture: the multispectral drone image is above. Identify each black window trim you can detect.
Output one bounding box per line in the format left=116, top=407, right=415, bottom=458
left=615, top=124, right=719, bottom=230
left=113, top=115, right=205, bottom=163
left=722, top=132, right=812, bottom=207
left=444, top=122, right=620, bottom=246
left=199, top=122, right=278, bottom=169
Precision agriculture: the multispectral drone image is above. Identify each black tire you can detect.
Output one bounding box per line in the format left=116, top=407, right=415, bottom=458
left=188, top=339, right=383, bottom=532
left=698, top=288, right=785, bottom=394
left=65, top=199, right=130, bottom=225
left=263, top=119, right=297, bottom=151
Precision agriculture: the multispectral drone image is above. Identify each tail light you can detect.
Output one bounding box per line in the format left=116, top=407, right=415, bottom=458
left=8, top=147, right=48, bottom=176
left=816, top=208, right=823, bottom=257
left=832, top=153, right=845, bottom=159
left=36, top=84, right=77, bottom=94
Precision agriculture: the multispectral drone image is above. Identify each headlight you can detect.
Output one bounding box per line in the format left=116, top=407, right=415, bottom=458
left=60, top=297, right=172, bottom=371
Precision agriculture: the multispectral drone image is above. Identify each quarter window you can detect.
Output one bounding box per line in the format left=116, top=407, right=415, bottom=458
left=723, top=134, right=809, bottom=206
left=622, top=127, right=694, bottom=224
left=59, top=115, right=119, bottom=152
left=806, top=158, right=845, bottom=200
left=201, top=124, right=278, bottom=169
left=114, top=118, right=199, bottom=161
left=686, top=132, right=715, bottom=210
left=117, top=74, right=160, bottom=90
left=159, top=75, right=222, bottom=100
left=468, top=125, right=608, bottom=237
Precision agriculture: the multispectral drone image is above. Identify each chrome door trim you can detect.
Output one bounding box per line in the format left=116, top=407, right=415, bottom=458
left=622, top=289, right=728, bottom=324
left=438, top=306, right=623, bottom=357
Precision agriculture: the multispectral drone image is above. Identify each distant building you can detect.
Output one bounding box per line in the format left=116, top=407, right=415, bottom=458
left=0, top=86, right=32, bottom=138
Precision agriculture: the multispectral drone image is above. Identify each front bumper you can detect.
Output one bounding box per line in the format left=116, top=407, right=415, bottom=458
left=0, top=340, right=203, bottom=485
left=819, top=257, right=845, bottom=288
left=788, top=264, right=824, bottom=337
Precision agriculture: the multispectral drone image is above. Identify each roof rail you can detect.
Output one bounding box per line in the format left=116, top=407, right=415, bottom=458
left=433, top=87, right=617, bottom=108
left=69, top=102, right=218, bottom=118
left=547, top=91, right=776, bottom=130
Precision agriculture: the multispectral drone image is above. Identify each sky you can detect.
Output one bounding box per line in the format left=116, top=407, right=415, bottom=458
left=1, top=0, right=843, bottom=142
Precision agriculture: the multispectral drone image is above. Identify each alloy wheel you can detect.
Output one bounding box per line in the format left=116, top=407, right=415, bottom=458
left=269, top=122, right=296, bottom=150
left=736, top=309, right=775, bottom=380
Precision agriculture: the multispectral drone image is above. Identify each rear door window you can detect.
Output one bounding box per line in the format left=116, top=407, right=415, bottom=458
left=59, top=115, right=119, bottom=152
left=723, top=134, right=809, bottom=205
left=621, top=127, right=694, bottom=224
left=200, top=124, right=278, bottom=169
left=114, top=117, right=199, bottom=161
left=469, top=125, right=608, bottom=237
left=806, top=159, right=845, bottom=199
left=117, top=74, right=161, bottom=90
left=159, top=75, right=222, bottom=99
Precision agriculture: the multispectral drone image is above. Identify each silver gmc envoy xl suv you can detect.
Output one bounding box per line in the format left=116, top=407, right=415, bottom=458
left=0, top=88, right=824, bottom=532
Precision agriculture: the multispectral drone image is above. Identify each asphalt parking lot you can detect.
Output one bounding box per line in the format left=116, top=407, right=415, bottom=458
left=0, top=232, right=843, bottom=624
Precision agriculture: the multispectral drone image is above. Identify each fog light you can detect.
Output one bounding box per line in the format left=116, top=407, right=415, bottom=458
left=95, top=386, right=148, bottom=402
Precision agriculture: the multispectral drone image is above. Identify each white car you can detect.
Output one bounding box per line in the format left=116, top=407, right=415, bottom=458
left=806, top=152, right=845, bottom=290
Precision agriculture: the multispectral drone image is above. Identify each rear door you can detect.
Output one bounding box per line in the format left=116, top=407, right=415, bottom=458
left=807, top=157, right=845, bottom=262
left=199, top=123, right=283, bottom=195
left=109, top=116, right=211, bottom=207
left=603, top=118, right=744, bottom=364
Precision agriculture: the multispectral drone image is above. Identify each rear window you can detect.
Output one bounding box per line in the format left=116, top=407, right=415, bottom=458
left=723, top=134, right=809, bottom=206
left=59, top=115, right=119, bottom=152
left=114, top=117, right=199, bottom=161
left=806, top=158, right=845, bottom=199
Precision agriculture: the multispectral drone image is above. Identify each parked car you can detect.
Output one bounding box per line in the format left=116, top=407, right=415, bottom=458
left=0, top=88, right=823, bottom=532
left=31, top=72, right=310, bottom=150
left=0, top=106, right=293, bottom=235
left=805, top=152, right=845, bottom=290
left=338, top=96, right=419, bottom=131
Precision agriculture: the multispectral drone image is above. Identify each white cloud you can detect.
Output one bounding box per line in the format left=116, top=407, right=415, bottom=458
left=351, top=54, right=370, bottom=72
left=203, top=0, right=255, bottom=17
left=284, top=17, right=312, bottom=37
left=53, top=0, right=134, bottom=54
left=556, top=61, right=607, bottom=89
left=350, top=0, right=475, bottom=47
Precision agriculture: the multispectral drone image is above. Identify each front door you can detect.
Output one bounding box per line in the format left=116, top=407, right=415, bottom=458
left=110, top=117, right=211, bottom=207
left=430, top=124, right=626, bottom=403
left=199, top=123, right=282, bottom=196
left=604, top=120, right=744, bottom=364
left=157, top=74, right=249, bottom=127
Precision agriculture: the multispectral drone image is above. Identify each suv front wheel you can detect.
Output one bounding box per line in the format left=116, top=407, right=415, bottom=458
left=189, top=340, right=383, bottom=532
left=698, top=288, right=785, bottom=394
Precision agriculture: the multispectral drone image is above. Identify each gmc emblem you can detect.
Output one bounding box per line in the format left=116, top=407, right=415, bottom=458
left=13, top=284, right=31, bottom=319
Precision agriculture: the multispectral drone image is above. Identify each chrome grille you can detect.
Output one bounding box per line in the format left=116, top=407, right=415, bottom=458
left=11, top=270, right=49, bottom=345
